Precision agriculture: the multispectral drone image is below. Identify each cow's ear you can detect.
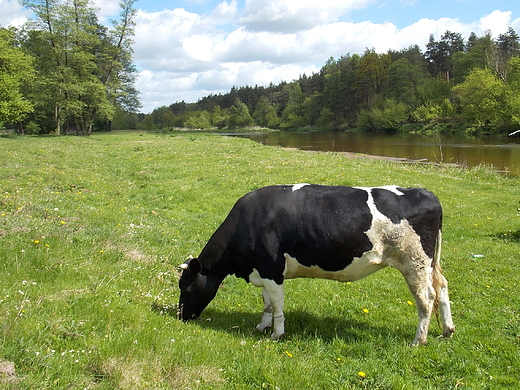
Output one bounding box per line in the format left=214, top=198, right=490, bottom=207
left=188, top=257, right=202, bottom=274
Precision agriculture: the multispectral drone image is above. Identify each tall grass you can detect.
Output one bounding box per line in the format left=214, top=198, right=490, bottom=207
left=0, top=131, right=519, bottom=389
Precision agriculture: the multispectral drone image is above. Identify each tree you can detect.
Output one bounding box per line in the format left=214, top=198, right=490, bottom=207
left=20, top=0, right=139, bottom=135
left=227, top=98, right=254, bottom=128
left=253, top=96, right=279, bottom=128
left=357, top=98, right=408, bottom=132
left=280, top=82, right=306, bottom=129
left=505, top=57, right=520, bottom=127
left=354, top=49, right=391, bottom=106
left=452, top=32, right=492, bottom=84
left=488, top=27, right=520, bottom=82
left=383, top=57, right=429, bottom=106
left=425, top=31, right=464, bottom=81
left=453, top=68, right=511, bottom=132
left=0, top=28, right=35, bottom=129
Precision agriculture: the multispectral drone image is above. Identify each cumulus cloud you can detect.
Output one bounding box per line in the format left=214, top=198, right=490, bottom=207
left=476, top=10, right=514, bottom=36
left=0, top=0, right=31, bottom=27
left=239, top=0, right=375, bottom=32
left=91, top=0, right=121, bottom=23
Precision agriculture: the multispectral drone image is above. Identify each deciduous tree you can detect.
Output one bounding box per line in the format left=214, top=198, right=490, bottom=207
left=0, top=28, right=35, bottom=129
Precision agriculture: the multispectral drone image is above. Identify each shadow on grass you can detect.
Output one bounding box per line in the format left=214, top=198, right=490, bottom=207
left=153, top=302, right=412, bottom=343
left=493, top=229, right=520, bottom=242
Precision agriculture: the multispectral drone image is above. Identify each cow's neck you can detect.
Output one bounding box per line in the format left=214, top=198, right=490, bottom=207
left=198, top=234, right=235, bottom=278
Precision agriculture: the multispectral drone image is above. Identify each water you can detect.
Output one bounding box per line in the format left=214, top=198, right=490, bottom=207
left=226, top=131, right=520, bottom=176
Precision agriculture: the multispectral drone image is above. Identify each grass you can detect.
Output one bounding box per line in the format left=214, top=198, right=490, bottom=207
left=0, top=131, right=519, bottom=389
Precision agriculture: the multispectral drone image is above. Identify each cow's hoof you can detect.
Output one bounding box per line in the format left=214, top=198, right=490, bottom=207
left=442, top=327, right=455, bottom=338
left=409, top=338, right=427, bottom=347
left=270, top=332, right=285, bottom=341
left=256, top=324, right=271, bottom=333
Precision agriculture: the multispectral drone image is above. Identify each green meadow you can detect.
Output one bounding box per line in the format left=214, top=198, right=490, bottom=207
left=0, top=131, right=519, bottom=389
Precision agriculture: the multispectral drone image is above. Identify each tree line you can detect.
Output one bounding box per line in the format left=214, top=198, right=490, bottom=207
left=0, top=0, right=139, bottom=135
left=144, top=28, right=520, bottom=135
left=2, top=7, right=519, bottom=135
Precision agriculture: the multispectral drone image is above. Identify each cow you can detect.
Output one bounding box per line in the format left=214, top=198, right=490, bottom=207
left=178, top=184, right=455, bottom=346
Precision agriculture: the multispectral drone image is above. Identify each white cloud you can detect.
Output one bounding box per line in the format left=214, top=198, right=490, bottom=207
left=208, top=0, right=238, bottom=25
left=91, top=0, right=120, bottom=23
left=239, top=0, right=375, bottom=32
left=0, top=0, right=31, bottom=27
left=476, top=10, right=513, bottom=36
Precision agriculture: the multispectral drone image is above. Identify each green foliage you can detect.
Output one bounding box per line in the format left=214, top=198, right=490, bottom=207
left=0, top=28, right=35, bottom=125
left=184, top=110, right=212, bottom=129
left=452, top=68, right=512, bottom=132
left=211, top=105, right=230, bottom=129
left=507, top=57, right=520, bottom=126
left=358, top=98, right=408, bottom=131
left=0, top=132, right=519, bottom=388
left=253, top=96, right=280, bottom=128
left=413, top=99, right=454, bottom=123
left=227, top=98, right=254, bottom=128
left=17, top=0, right=139, bottom=134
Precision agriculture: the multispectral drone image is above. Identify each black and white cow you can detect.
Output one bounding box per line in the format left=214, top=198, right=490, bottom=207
left=178, top=184, right=454, bottom=345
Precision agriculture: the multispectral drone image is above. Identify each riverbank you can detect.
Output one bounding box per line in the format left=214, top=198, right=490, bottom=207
left=1, top=132, right=518, bottom=388
left=229, top=130, right=520, bottom=176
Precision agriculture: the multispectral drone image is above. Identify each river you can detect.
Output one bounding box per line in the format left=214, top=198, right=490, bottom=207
left=226, top=131, right=520, bottom=177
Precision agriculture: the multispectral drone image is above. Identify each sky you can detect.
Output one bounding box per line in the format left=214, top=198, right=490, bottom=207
left=1, top=0, right=520, bottom=113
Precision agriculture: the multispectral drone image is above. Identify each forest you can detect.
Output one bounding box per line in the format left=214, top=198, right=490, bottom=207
left=144, top=28, right=520, bottom=135
left=1, top=0, right=520, bottom=135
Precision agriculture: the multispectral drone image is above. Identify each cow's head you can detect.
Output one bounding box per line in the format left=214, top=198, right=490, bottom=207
left=177, top=257, right=221, bottom=321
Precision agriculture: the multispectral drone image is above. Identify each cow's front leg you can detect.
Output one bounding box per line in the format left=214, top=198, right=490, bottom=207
left=256, top=287, right=273, bottom=332
left=261, top=279, right=285, bottom=340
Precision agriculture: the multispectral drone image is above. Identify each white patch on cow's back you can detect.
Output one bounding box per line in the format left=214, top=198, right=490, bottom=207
left=283, top=253, right=386, bottom=282
left=355, top=185, right=404, bottom=196
left=292, top=183, right=310, bottom=192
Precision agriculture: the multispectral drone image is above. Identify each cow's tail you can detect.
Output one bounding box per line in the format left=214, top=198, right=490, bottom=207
left=431, top=229, right=443, bottom=315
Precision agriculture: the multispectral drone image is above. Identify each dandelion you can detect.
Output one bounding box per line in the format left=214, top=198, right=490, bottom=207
left=407, top=300, right=413, bottom=306
left=358, top=371, right=366, bottom=379
left=362, top=308, right=369, bottom=314
left=285, top=351, right=293, bottom=358
left=33, top=240, right=40, bottom=244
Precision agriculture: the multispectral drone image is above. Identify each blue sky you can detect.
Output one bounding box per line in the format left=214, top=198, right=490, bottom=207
left=2, top=0, right=519, bottom=112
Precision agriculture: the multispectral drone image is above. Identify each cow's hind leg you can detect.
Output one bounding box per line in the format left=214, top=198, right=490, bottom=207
left=433, top=268, right=455, bottom=338
left=400, top=260, right=436, bottom=346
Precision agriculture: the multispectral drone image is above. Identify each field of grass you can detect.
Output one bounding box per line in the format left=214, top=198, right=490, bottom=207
left=1, top=131, right=519, bottom=389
